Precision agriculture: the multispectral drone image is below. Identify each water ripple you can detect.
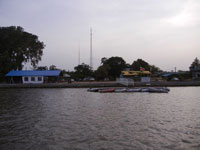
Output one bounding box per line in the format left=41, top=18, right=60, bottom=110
left=0, top=87, right=200, bottom=149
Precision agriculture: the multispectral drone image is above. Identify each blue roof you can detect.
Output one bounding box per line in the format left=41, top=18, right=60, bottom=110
left=5, top=70, right=61, bottom=77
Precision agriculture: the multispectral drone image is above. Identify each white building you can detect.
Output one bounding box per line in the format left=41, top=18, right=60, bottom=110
left=5, top=70, right=61, bottom=84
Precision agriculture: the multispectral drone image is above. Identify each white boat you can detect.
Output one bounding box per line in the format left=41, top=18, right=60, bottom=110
left=148, top=87, right=169, bottom=93
left=126, top=88, right=141, bottom=92
left=140, top=88, right=149, bottom=92
left=87, top=88, right=102, bottom=92
left=114, top=88, right=127, bottom=92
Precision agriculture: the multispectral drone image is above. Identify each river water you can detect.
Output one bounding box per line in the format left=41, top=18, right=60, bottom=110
left=0, top=87, right=200, bottom=150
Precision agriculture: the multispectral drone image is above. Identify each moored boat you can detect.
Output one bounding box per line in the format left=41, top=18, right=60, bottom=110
left=87, top=88, right=102, bottom=92
left=99, top=88, right=115, bottom=93
left=126, top=88, right=141, bottom=92
left=114, top=88, right=127, bottom=92
left=148, top=87, right=169, bottom=93
left=88, top=87, right=170, bottom=93
left=140, top=88, right=150, bottom=92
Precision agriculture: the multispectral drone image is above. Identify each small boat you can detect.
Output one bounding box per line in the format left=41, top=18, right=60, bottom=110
left=114, top=88, right=127, bottom=92
left=140, top=88, right=149, bottom=92
left=148, top=87, right=169, bottom=93
left=87, top=88, right=102, bottom=92
left=126, top=88, right=141, bottom=92
left=99, top=88, right=115, bottom=93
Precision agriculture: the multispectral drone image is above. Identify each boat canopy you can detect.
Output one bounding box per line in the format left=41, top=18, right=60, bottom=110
left=121, top=71, right=151, bottom=76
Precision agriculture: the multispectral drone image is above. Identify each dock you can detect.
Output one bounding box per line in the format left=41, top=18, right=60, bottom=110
left=0, top=81, right=200, bottom=88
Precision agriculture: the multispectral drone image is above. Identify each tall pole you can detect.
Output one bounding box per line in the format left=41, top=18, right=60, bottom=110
left=90, top=28, right=93, bottom=69
left=78, top=42, right=80, bottom=65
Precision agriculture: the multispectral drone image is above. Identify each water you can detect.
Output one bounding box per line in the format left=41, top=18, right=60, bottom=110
left=0, top=87, right=200, bottom=150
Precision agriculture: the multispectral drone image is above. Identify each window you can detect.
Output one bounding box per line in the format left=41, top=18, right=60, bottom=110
left=31, top=77, right=35, bottom=81
left=24, top=77, right=28, bottom=81
left=38, top=77, right=42, bottom=81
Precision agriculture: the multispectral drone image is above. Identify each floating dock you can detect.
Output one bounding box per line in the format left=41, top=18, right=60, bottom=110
left=88, top=87, right=170, bottom=93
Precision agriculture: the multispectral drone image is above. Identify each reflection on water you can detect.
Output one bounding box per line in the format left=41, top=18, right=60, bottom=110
left=0, top=87, right=200, bottom=150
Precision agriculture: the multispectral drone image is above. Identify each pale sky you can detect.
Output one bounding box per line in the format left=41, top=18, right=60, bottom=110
left=0, top=0, right=200, bottom=71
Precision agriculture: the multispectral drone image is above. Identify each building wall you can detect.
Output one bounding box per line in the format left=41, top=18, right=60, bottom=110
left=22, top=76, right=44, bottom=84
left=141, top=77, right=151, bottom=83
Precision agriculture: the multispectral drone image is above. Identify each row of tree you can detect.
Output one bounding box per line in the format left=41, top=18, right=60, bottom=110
left=67, top=57, right=162, bottom=81
left=0, top=26, right=162, bottom=81
left=0, top=26, right=199, bottom=81
left=37, top=57, right=200, bottom=81
left=32, top=56, right=162, bottom=81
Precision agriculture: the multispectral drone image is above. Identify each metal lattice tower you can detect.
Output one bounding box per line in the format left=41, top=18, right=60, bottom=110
left=78, top=42, right=80, bottom=65
left=90, top=28, right=93, bottom=69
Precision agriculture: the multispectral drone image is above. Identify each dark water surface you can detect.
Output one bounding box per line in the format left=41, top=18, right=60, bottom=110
left=0, top=87, right=200, bottom=150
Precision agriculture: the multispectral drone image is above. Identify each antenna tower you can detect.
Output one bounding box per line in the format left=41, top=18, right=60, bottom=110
left=78, top=42, right=80, bottom=65
left=90, top=28, right=93, bottom=69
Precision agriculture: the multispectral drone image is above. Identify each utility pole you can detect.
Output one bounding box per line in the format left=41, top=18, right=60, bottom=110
left=90, top=28, right=93, bottom=69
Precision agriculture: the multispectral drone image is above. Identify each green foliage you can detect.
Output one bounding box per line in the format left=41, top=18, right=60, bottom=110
left=49, top=65, right=58, bottom=70
left=73, top=63, right=93, bottom=80
left=104, top=56, right=126, bottom=79
left=101, top=57, right=107, bottom=64
left=190, top=57, right=200, bottom=70
left=179, top=71, right=191, bottom=80
left=131, top=59, right=150, bottom=71
left=131, top=59, right=162, bottom=73
left=94, top=64, right=109, bottom=80
left=36, top=66, right=48, bottom=70
left=149, top=65, right=162, bottom=74
left=0, top=26, right=45, bottom=77
left=97, top=56, right=126, bottom=80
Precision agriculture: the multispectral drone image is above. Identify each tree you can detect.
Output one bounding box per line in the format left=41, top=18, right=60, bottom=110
left=190, top=57, right=200, bottom=70
left=101, top=56, right=126, bottom=80
left=49, top=65, right=58, bottom=70
left=131, top=59, right=150, bottom=71
left=95, top=64, right=109, bottom=80
left=73, top=63, right=93, bottom=80
left=101, top=57, right=107, bottom=64
left=130, top=59, right=162, bottom=74
left=36, top=66, right=48, bottom=70
left=0, top=26, right=45, bottom=77
left=149, top=65, right=162, bottom=74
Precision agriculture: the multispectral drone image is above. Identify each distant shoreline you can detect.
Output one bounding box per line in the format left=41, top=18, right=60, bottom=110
left=0, top=81, right=200, bottom=88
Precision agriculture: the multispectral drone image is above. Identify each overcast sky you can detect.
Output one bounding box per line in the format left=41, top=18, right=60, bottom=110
left=0, top=0, right=200, bottom=71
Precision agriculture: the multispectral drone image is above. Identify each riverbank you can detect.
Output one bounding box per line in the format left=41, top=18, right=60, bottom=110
left=0, top=81, right=200, bottom=88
